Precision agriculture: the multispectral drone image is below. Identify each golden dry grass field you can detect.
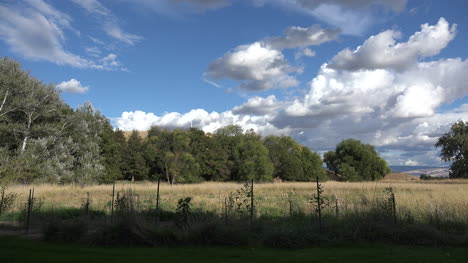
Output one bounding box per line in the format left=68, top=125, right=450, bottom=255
left=4, top=179, right=468, bottom=223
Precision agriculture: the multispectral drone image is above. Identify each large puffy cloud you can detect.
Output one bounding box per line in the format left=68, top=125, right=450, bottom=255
left=328, top=18, right=457, bottom=71
left=116, top=109, right=289, bottom=136
left=232, top=95, right=281, bottom=115
left=117, top=18, right=468, bottom=166
left=206, top=42, right=300, bottom=91
left=206, top=24, right=338, bottom=91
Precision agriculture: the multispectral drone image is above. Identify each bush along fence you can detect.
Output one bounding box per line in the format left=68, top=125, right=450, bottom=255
left=0, top=179, right=466, bottom=248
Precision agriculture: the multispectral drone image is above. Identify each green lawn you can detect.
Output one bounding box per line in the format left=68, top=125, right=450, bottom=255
left=0, top=236, right=466, bottom=263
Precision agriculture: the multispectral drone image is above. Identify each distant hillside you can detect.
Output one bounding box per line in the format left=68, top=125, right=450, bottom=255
left=404, top=168, right=449, bottom=178
left=390, top=166, right=444, bottom=172
left=123, top=131, right=148, bottom=139
left=383, top=172, right=419, bottom=181
left=390, top=166, right=449, bottom=178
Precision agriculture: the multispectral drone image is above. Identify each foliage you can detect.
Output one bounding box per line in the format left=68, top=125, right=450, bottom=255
left=176, top=197, right=192, bottom=226
left=435, top=121, right=468, bottom=178
left=122, top=131, right=148, bottom=181
left=310, top=180, right=328, bottom=214
left=145, top=128, right=201, bottom=184
left=420, top=174, right=430, bottom=180
left=0, top=188, right=17, bottom=215
left=228, top=182, right=253, bottom=216
left=264, top=136, right=325, bottom=181
left=324, top=139, right=390, bottom=181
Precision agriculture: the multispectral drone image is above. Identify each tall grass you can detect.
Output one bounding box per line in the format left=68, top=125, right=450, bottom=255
left=3, top=180, right=468, bottom=225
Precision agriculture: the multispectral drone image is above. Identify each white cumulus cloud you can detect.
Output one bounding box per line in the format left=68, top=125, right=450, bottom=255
left=328, top=18, right=457, bottom=71
left=206, top=24, right=338, bottom=91
left=57, top=78, right=89, bottom=93
left=206, top=42, right=300, bottom=91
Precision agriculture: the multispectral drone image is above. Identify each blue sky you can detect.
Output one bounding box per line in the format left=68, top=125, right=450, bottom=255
left=1, top=0, right=468, bottom=166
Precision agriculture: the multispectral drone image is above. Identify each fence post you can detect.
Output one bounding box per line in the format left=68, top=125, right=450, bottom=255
left=335, top=194, right=339, bottom=218
left=316, top=177, right=322, bottom=233
left=0, top=188, right=5, bottom=216
left=110, top=182, right=115, bottom=223
left=25, top=188, right=33, bottom=234
left=86, top=192, right=90, bottom=217
left=391, top=192, right=397, bottom=224
left=289, top=198, right=293, bottom=217
left=250, top=179, right=254, bottom=224
left=224, top=197, right=228, bottom=225
left=155, top=177, right=160, bottom=222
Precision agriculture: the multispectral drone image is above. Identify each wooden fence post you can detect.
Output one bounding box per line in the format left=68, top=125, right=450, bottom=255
left=391, top=192, right=397, bottom=224
left=155, top=177, right=160, bottom=222
left=85, top=192, right=90, bottom=217
left=25, top=188, right=33, bottom=234
left=316, top=177, right=322, bottom=233
left=110, top=182, right=115, bottom=223
left=335, top=194, right=339, bottom=218
left=250, top=179, right=254, bottom=224
left=224, top=197, right=228, bottom=225
left=289, top=199, right=293, bottom=217
left=0, top=188, right=5, bottom=216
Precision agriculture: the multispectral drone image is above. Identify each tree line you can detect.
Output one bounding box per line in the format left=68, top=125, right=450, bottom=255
left=0, top=57, right=329, bottom=184
left=5, top=56, right=439, bottom=185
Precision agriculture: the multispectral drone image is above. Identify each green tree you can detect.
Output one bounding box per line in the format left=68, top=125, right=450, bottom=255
left=65, top=102, right=106, bottom=185
left=98, top=126, right=126, bottom=183
left=300, top=146, right=327, bottom=181
left=237, top=133, right=274, bottom=181
left=213, top=125, right=243, bottom=180
left=122, top=131, right=149, bottom=181
left=324, top=139, right=390, bottom=181
left=264, top=135, right=303, bottom=180
left=186, top=128, right=228, bottom=181
left=0, top=57, right=68, bottom=153
left=0, top=57, right=79, bottom=184
left=264, top=136, right=325, bottom=181
left=435, top=121, right=468, bottom=178
left=145, top=128, right=201, bottom=184
left=215, top=125, right=274, bottom=181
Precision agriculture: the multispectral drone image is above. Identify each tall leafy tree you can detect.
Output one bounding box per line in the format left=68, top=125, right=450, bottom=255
left=98, top=125, right=126, bottom=183
left=300, top=146, right=327, bottom=181
left=264, top=136, right=305, bottom=181
left=324, top=139, right=390, bottom=181
left=264, top=135, right=325, bottom=181
left=0, top=57, right=68, bottom=153
left=213, top=125, right=243, bottom=180
left=123, top=131, right=148, bottom=181
left=235, top=130, right=274, bottom=181
left=64, top=102, right=106, bottom=184
left=187, top=128, right=228, bottom=181
left=215, top=126, right=273, bottom=181
left=145, top=128, right=200, bottom=184
left=435, top=121, right=468, bottom=178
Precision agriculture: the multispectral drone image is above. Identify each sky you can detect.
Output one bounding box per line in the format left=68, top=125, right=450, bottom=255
left=1, top=0, right=468, bottom=167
